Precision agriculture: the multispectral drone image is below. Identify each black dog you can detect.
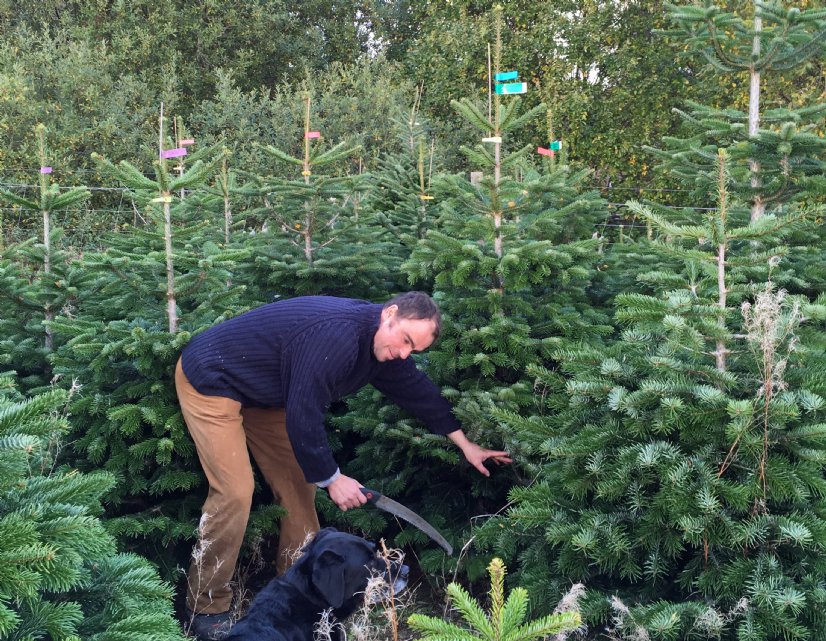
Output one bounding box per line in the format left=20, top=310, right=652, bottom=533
left=225, top=528, right=408, bottom=641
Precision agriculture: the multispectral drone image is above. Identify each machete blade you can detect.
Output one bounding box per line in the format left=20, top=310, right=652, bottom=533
left=361, top=488, right=453, bottom=555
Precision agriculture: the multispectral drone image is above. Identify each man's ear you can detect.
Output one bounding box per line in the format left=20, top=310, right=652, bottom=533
left=381, top=304, right=398, bottom=321
left=311, top=548, right=347, bottom=608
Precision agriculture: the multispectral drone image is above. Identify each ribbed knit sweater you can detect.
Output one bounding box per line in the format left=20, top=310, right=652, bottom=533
left=180, top=296, right=461, bottom=483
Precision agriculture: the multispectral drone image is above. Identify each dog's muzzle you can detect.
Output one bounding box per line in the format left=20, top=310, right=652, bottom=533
left=369, top=558, right=410, bottom=603
left=391, top=562, right=410, bottom=595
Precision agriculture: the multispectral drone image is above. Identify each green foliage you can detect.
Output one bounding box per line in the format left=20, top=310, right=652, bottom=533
left=481, top=283, right=826, bottom=637
left=190, top=59, right=419, bottom=178
left=338, top=11, right=611, bottom=587
left=408, top=557, right=581, bottom=641
left=478, top=111, right=826, bottom=641
left=0, top=373, right=185, bottom=640
left=0, top=1, right=375, bottom=112
left=396, top=1, right=697, bottom=189
left=234, top=95, right=403, bottom=299
left=0, top=1, right=825, bottom=633
left=652, top=1, right=826, bottom=221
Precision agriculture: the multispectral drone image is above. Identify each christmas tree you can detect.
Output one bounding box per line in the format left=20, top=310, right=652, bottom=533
left=0, top=372, right=186, bottom=640
left=0, top=124, right=90, bottom=391
left=482, top=146, right=826, bottom=640
left=337, top=7, right=610, bottom=581
left=652, top=1, right=826, bottom=221
left=47, top=112, right=249, bottom=575
left=238, top=94, right=399, bottom=301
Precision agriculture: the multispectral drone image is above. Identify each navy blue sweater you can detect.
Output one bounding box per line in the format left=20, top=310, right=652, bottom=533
left=180, top=296, right=461, bottom=483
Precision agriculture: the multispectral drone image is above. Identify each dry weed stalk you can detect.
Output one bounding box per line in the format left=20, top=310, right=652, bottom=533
left=184, top=512, right=226, bottom=636
left=342, top=541, right=411, bottom=641
left=229, top=533, right=266, bottom=621
left=691, top=598, right=749, bottom=637
left=741, top=283, right=803, bottom=501
left=605, top=596, right=649, bottom=641
left=315, top=609, right=345, bottom=641
left=551, top=583, right=587, bottom=640
left=605, top=596, right=749, bottom=640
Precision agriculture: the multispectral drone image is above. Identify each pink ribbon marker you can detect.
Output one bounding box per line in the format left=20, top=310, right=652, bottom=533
left=306, top=131, right=321, bottom=139
left=180, top=139, right=195, bottom=146
left=161, top=148, right=187, bottom=159
left=537, top=147, right=554, bottom=157
left=40, top=166, right=53, bottom=174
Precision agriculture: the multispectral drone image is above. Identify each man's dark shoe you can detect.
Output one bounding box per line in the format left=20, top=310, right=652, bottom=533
left=186, top=610, right=233, bottom=640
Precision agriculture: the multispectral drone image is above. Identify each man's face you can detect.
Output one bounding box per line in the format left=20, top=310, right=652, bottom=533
left=373, top=305, right=437, bottom=362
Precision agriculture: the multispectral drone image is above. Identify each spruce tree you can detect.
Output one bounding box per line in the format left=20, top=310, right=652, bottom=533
left=366, top=93, right=441, bottom=259
left=337, top=7, right=609, bottom=580
left=481, top=148, right=826, bottom=640
left=238, top=94, right=398, bottom=301
left=0, top=372, right=186, bottom=640
left=0, top=124, right=90, bottom=391
left=46, top=117, right=250, bottom=574
left=89, top=109, right=234, bottom=329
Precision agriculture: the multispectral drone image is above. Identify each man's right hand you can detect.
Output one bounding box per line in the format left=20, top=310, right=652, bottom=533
left=327, top=474, right=367, bottom=511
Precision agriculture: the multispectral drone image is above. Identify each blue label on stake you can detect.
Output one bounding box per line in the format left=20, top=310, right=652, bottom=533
left=494, top=71, right=518, bottom=81
left=494, top=82, right=527, bottom=95
left=550, top=140, right=562, bottom=150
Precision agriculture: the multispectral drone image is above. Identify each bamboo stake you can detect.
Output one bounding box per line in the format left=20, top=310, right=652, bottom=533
left=159, top=104, right=178, bottom=333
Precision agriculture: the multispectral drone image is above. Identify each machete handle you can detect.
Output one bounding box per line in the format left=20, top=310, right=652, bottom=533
left=360, top=487, right=381, bottom=504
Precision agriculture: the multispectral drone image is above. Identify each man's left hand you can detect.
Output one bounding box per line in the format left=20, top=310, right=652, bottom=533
left=447, top=430, right=512, bottom=477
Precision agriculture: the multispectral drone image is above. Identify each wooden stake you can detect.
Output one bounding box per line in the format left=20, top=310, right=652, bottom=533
left=303, top=95, right=311, bottom=184
left=487, top=43, right=492, bottom=130
left=158, top=102, right=164, bottom=159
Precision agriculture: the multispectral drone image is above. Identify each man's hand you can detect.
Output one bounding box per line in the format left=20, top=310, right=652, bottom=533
left=327, top=474, right=368, bottom=511
left=447, top=429, right=513, bottom=477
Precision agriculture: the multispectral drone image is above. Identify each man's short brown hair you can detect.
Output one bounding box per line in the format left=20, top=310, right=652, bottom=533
left=383, top=291, right=441, bottom=339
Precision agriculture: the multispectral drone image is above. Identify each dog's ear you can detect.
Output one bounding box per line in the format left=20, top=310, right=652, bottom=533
left=311, top=548, right=347, bottom=608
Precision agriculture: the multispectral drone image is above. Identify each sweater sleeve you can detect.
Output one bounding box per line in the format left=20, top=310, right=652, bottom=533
left=371, top=358, right=461, bottom=435
left=282, top=325, right=359, bottom=484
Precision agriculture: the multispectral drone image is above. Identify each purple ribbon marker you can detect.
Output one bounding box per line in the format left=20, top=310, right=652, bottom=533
left=161, top=148, right=187, bottom=159
left=40, top=166, right=53, bottom=174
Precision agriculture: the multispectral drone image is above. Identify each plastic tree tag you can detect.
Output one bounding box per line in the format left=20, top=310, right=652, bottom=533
left=161, top=148, right=187, bottom=159
left=306, top=131, right=321, bottom=139
left=494, top=71, right=518, bottom=81
left=40, top=166, right=53, bottom=174
left=180, top=138, right=195, bottom=145
left=482, top=136, right=503, bottom=143
left=302, top=170, right=312, bottom=176
left=419, top=195, right=434, bottom=200
left=537, top=147, right=552, bottom=156
left=151, top=195, right=172, bottom=203
left=550, top=140, right=562, bottom=150
left=495, top=82, right=527, bottom=95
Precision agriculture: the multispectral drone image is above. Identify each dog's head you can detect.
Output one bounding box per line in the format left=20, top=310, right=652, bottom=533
left=305, top=528, right=409, bottom=614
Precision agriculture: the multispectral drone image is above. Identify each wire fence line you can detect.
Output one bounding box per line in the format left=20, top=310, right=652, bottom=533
left=1, top=177, right=699, bottom=194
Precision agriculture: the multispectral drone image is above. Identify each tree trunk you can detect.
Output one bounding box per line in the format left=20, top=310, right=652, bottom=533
left=749, top=5, right=764, bottom=221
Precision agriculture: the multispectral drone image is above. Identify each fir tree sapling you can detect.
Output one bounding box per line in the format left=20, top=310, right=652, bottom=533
left=238, top=93, right=398, bottom=300
left=366, top=90, right=441, bottom=262
left=92, top=104, right=228, bottom=332
left=45, top=122, right=246, bottom=576
left=408, top=557, right=582, bottom=641
left=0, top=123, right=89, bottom=351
